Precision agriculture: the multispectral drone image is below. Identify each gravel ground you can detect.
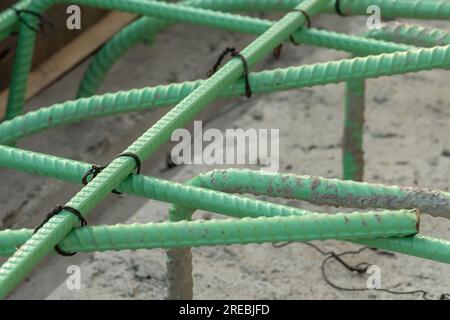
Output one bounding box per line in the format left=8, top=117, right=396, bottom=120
left=1, top=13, right=449, bottom=299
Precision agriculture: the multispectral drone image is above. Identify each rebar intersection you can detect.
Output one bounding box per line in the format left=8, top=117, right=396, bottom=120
left=0, top=0, right=449, bottom=299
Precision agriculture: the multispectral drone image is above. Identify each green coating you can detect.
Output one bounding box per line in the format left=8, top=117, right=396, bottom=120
left=76, top=0, right=450, bottom=97
left=0, top=0, right=449, bottom=300
left=365, top=22, right=450, bottom=47
left=6, top=143, right=450, bottom=275
left=77, top=4, right=411, bottom=97
left=0, top=145, right=323, bottom=220
left=343, top=78, right=366, bottom=181
left=190, top=169, right=450, bottom=219
left=2, top=42, right=449, bottom=146
left=186, top=168, right=447, bottom=261
left=6, top=0, right=450, bottom=118
left=3, top=0, right=450, bottom=44
left=3, top=133, right=450, bottom=219
left=168, top=168, right=448, bottom=260
left=0, top=0, right=31, bottom=41
left=0, top=210, right=420, bottom=257
left=354, top=235, right=450, bottom=263
left=0, top=0, right=328, bottom=298
left=164, top=167, right=450, bottom=298
left=336, top=0, right=450, bottom=19
left=5, top=0, right=291, bottom=119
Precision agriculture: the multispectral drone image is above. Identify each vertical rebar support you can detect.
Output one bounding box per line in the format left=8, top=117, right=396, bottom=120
left=166, top=207, right=194, bottom=300
left=343, top=78, right=366, bottom=181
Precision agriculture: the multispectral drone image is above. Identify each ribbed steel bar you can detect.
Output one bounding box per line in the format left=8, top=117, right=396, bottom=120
left=355, top=235, right=450, bottom=263
left=165, top=167, right=450, bottom=298
left=342, top=23, right=450, bottom=181
left=336, top=0, right=450, bottom=19
left=0, top=146, right=450, bottom=218
left=190, top=169, right=450, bottom=218
left=3, top=0, right=450, bottom=43
left=365, top=22, right=450, bottom=48
left=1, top=145, right=449, bottom=296
left=0, top=0, right=327, bottom=298
left=77, top=4, right=411, bottom=98
left=2, top=42, right=449, bottom=146
left=0, top=210, right=420, bottom=257
left=185, top=0, right=450, bottom=19
left=0, top=145, right=319, bottom=220
left=343, top=78, right=366, bottom=181
left=1, top=143, right=445, bottom=292
left=4, top=0, right=318, bottom=120
left=3, top=144, right=450, bottom=218
left=6, top=0, right=450, bottom=118
left=3, top=119, right=450, bottom=219
left=76, top=0, right=450, bottom=97
left=0, top=0, right=31, bottom=41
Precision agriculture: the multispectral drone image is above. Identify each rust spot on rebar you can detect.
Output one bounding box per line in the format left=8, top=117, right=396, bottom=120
left=283, top=186, right=294, bottom=198
left=311, top=178, right=320, bottom=191
left=267, top=180, right=274, bottom=195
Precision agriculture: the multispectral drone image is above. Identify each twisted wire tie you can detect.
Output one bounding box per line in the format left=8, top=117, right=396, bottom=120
left=10, top=7, right=55, bottom=36
left=289, top=9, right=312, bottom=46
left=34, top=205, right=87, bottom=256
left=82, top=152, right=142, bottom=195
left=207, top=47, right=252, bottom=98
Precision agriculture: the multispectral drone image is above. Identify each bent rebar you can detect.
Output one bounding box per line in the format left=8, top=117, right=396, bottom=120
left=1, top=42, right=449, bottom=145
left=0, top=0, right=328, bottom=298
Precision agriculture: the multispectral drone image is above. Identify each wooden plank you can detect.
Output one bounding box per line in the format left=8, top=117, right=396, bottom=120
left=0, top=5, right=108, bottom=93
left=0, top=11, right=137, bottom=120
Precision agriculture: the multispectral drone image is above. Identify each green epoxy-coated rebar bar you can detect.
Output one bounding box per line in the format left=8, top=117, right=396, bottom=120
left=342, top=23, right=450, bottom=181
left=0, top=0, right=449, bottom=300
left=343, top=78, right=366, bottom=181
left=187, top=169, right=450, bottom=218
left=0, top=0, right=31, bottom=41
left=0, top=145, right=449, bottom=237
left=365, top=22, right=450, bottom=47
left=0, top=210, right=420, bottom=257
left=165, top=167, right=450, bottom=298
left=3, top=138, right=450, bottom=219
left=4, top=0, right=318, bottom=120
left=2, top=42, right=449, bottom=145
left=76, top=2, right=411, bottom=98
left=0, top=0, right=328, bottom=298
left=0, top=146, right=321, bottom=221
left=1, top=145, right=449, bottom=266
left=76, top=0, right=450, bottom=97
left=3, top=0, right=450, bottom=43
left=1, top=140, right=450, bottom=294
left=6, top=0, right=450, bottom=119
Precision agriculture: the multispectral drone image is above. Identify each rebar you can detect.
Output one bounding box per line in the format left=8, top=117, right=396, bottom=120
left=0, top=0, right=449, bottom=300
left=165, top=168, right=450, bottom=298
left=0, top=0, right=328, bottom=298
left=0, top=210, right=420, bottom=256
left=2, top=43, right=450, bottom=145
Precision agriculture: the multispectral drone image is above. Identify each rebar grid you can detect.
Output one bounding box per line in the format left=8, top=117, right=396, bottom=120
left=0, top=0, right=449, bottom=300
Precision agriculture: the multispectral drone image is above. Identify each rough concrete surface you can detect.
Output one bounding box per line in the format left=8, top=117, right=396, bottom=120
left=1, top=13, right=450, bottom=299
